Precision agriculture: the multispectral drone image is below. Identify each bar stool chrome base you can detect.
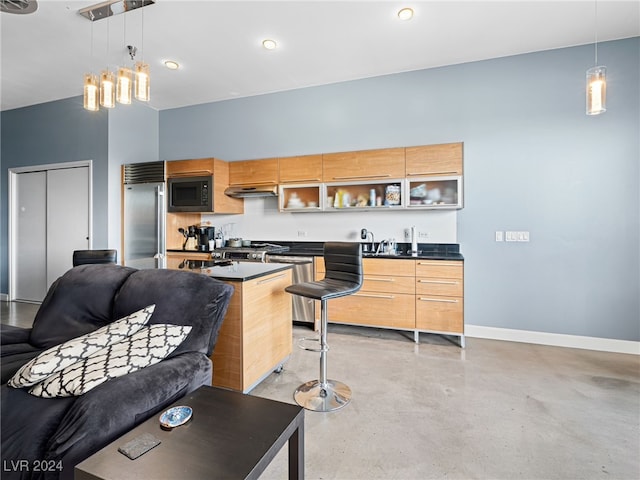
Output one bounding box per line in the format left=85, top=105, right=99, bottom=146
left=294, top=379, right=352, bottom=412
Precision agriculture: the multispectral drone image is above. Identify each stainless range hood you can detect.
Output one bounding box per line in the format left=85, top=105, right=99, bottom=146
left=224, top=185, right=278, bottom=198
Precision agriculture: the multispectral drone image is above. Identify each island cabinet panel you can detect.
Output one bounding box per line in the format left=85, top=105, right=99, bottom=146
left=229, top=158, right=279, bottom=185
left=405, top=142, right=463, bottom=176
left=322, top=147, right=405, bottom=182
left=278, top=154, right=323, bottom=183
left=212, top=269, right=292, bottom=392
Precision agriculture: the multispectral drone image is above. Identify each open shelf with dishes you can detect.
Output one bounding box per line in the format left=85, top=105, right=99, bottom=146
left=278, top=184, right=322, bottom=211
left=406, top=176, right=463, bottom=209
left=324, top=180, right=404, bottom=211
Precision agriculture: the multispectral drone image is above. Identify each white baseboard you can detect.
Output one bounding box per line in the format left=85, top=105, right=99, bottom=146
left=0, top=293, right=8, bottom=302
left=465, top=324, right=640, bottom=355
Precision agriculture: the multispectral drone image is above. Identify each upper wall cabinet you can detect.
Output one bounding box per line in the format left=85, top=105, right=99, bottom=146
left=322, top=147, right=405, bottom=182
left=405, top=142, right=463, bottom=177
left=229, top=158, right=279, bottom=186
left=165, top=158, right=243, bottom=214
left=278, top=154, right=323, bottom=184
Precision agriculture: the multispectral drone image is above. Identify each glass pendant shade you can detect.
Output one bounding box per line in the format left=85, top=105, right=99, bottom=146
left=100, top=70, right=116, bottom=108
left=116, top=67, right=133, bottom=104
left=83, top=73, right=99, bottom=112
left=586, top=66, right=607, bottom=115
left=134, top=62, right=150, bottom=102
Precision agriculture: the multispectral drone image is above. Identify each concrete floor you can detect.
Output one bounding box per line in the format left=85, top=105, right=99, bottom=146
left=2, top=301, right=639, bottom=479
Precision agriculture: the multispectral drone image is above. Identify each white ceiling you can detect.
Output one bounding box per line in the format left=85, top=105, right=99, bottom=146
left=1, top=0, right=638, bottom=112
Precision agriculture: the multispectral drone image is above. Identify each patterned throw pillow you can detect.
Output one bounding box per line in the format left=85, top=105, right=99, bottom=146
left=8, top=305, right=155, bottom=389
left=29, top=324, right=192, bottom=398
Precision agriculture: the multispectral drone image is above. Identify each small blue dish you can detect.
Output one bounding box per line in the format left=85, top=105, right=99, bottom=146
left=159, top=406, right=192, bottom=430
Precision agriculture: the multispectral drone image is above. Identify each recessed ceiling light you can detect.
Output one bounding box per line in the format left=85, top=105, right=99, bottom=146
left=262, top=39, right=277, bottom=50
left=164, top=60, right=180, bottom=70
left=397, top=7, right=414, bottom=21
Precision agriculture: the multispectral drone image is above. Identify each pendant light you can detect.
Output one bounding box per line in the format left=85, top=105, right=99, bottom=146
left=134, top=4, right=150, bottom=102
left=79, top=1, right=155, bottom=111
left=83, top=19, right=99, bottom=111
left=116, top=14, right=132, bottom=104
left=586, top=0, right=606, bottom=115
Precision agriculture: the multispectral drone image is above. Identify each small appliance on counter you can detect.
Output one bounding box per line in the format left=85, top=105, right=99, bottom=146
left=196, top=226, right=215, bottom=252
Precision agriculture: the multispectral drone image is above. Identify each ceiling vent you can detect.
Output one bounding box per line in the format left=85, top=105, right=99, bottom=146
left=0, top=0, right=38, bottom=14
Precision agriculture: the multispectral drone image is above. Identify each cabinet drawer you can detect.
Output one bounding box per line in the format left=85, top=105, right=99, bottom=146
left=415, top=277, right=462, bottom=297
left=316, top=257, right=414, bottom=277
left=363, top=275, right=415, bottom=295
left=416, top=295, right=463, bottom=333
left=415, top=260, right=463, bottom=278
left=328, top=293, right=415, bottom=329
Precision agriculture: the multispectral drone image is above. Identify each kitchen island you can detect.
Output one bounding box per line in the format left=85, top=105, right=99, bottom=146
left=166, top=257, right=294, bottom=393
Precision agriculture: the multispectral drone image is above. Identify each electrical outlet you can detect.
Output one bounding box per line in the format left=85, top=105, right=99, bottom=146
left=404, top=229, right=411, bottom=241
left=418, top=231, right=429, bottom=239
left=297, top=230, right=307, bottom=238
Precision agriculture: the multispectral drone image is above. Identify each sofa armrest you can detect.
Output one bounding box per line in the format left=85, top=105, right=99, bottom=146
left=45, top=352, right=212, bottom=480
left=1, top=325, right=32, bottom=345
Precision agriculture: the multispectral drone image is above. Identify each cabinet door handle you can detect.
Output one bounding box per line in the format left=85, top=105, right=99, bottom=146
left=418, top=280, right=458, bottom=285
left=354, top=293, right=395, bottom=299
left=332, top=174, right=392, bottom=180
left=407, top=171, right=459, bottom=176
left=258, top=273, right=286, bottom=285
left=367, top=277, right=395, bottom=282
left=285, top=178, right=321, bottom=182
left=168, top=170, right=212, bottom=177
left=232, top=181, right=277, bottom=186
left=418, top=297, right=459, bottom=303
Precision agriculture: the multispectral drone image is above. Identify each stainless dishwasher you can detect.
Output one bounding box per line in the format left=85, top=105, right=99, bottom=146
left=266, top=255, right=315, bottom=327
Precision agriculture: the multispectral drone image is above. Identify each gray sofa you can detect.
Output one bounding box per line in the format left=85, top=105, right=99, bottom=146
left=1, top=264, right=233, bottom=480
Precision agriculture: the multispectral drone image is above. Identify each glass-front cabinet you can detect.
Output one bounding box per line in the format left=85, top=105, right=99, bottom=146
left=406, top=176, right=462, bottom=209
left=325, top=180, right=404, bottom=211
left=278, top=184, right=322, bottom=211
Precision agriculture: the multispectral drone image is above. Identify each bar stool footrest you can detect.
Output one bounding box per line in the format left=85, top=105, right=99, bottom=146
left=297, top=337, right=327, bottom=352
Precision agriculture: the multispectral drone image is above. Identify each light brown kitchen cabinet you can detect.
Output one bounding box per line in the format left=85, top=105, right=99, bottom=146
left=315, top=256, right=465, bottom=346
left=229, top=158, right=279, bottom=186
left=165, top=158, right=243, bottom=215
left=278, top=154, right=323, bottom=184
left=405, top=142, right=463, bottom=176
left=322, top=147, right=405, bottom=182
left=315, top=257, right=416, bottom=330
left=211, top=269, right=293, bottom=392
left=415, top=260, right=464, bottom=340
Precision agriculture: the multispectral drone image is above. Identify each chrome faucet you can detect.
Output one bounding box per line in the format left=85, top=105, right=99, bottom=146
left=360, top=228, right=375, bottom=253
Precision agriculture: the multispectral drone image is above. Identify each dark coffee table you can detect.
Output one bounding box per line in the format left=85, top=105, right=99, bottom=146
left=75, top=386, right=304, bottom=480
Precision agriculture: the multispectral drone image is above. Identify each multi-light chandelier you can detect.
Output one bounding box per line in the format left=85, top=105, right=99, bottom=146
left=79, top=0, right=154, bottom=112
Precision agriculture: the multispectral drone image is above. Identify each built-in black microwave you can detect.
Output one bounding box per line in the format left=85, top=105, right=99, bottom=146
left=167, top=175, right=213, bottom=212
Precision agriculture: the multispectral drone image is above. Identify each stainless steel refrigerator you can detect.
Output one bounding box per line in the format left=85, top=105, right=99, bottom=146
left=122, top=162, right=166, bottom=269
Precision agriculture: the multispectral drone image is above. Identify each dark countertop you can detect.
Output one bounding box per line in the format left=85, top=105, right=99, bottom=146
left=262, top=241, right=463, bottom=261
left=166, top=257, right=294, bottom=282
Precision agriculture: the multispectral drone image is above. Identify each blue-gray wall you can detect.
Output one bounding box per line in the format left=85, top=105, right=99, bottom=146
left=1, top=97, right=109, bottom=293
left=159, top=38, right=639, bottom=342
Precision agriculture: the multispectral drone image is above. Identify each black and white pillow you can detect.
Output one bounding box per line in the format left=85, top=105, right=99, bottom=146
left=29, top=324, right=192, bottom=398
left=8, top=305, right=155, bottom=389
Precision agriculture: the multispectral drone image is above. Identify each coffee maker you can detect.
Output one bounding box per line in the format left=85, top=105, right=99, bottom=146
left=196, top=226, right=215, bottom=252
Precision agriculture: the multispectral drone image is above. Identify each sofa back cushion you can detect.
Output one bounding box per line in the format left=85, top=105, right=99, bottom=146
left=29, top=265, right=137, bottom=349
left=112, top=268, right=234, bottom=357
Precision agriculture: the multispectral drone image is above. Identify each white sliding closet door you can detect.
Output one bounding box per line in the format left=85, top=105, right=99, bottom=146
left=13, top=165, right=90, bottom=302
left=46, top=167, right=90, bottom=287
left=15, top=171, right=47, bottom=301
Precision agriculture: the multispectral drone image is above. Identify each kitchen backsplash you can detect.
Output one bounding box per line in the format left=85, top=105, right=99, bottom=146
left=201, top=197, right=457, bottom=243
